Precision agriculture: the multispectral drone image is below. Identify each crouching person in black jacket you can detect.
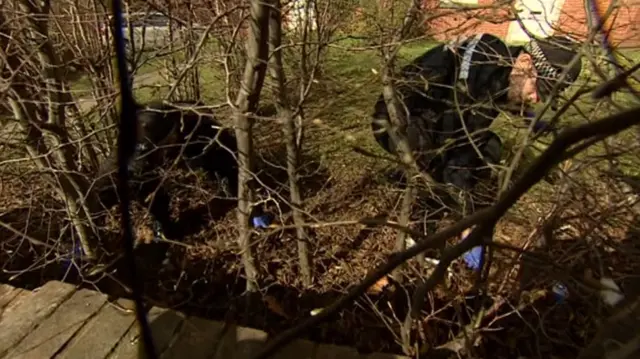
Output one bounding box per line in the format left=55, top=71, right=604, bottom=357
left=371, top=34, right=583, bottom=216
left=94, top=100, right=239, bottom=243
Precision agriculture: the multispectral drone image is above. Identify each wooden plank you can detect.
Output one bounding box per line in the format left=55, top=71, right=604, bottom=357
left=0, top=281, right=76, bottom=358
left=0, top=284, right=24, bottom=310
left=108, top=307, right=185, bottom=359
left=5, top=288, right=107, bottom=359
left=213, top=325, right=268, bottom=359
left=56, top=298, right=137, bottom=359
left=0, top=284, right=15, bottom=297
left=0, top=291, right=31, bottom=319
left=161, top=316, right=228, bottom=359
left=0, top=284, right=26, bottom=323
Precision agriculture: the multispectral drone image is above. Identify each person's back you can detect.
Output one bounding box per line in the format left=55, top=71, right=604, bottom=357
left=372, top=34, right=517, bottom=168
left=371, top=33, right=582, bottom=195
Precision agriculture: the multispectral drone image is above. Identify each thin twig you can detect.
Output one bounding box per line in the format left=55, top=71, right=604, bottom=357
left=251, top=105, right=640, bottom=359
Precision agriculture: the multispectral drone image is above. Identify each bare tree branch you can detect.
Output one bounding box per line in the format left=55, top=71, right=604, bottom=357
left=268, top=0, right=312, bottom=286
left=232, top=0, right=271, bottom=292
left=251, top=104, right=640, bottom=359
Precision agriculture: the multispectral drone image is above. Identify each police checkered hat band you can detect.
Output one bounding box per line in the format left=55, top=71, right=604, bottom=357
left=523, top=36, right=582, bottom=101
left=524, top=39, right=561, bottom=82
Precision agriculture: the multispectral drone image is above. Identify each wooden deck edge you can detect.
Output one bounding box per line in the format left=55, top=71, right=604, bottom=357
left=0, top=281, right=409, bottom=359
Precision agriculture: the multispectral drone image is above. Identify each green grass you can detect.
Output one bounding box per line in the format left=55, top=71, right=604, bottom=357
left=71, top=52, right=167, bottom=94
left=297, top=39, right=438, bottom=157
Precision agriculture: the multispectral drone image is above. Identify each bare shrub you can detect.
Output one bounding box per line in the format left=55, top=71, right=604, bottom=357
left=2, top=0, right=640, bottom=358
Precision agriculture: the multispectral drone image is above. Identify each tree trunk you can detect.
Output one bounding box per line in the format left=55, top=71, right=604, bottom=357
left=377, top=0, right=425, bottom=280
left=268, top=0, right=312, bottom=287
left=1, top=5, right=101, bottom=259
left=374, top=0, right=425, bottom=354
left=232, top=0, right=271, bottom=292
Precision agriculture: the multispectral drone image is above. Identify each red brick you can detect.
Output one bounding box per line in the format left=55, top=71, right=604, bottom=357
left=557, top=0, right=640, bottom=47
left=423, top=0, right=640, bottom=47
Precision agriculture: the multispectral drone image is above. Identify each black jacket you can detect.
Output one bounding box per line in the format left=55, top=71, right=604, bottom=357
left=372, top=33, right=525, bottom=189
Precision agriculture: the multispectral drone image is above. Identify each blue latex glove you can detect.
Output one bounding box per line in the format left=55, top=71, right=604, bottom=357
left=552, top=281, right=569, bottom=303
left=61, top=241, right=85, bottom=270
left=152, top=220, right=164, bottom=243
left=533, top=120, right=550, bottom=134
left=252, top=214, right=273, bottom=229
left=462, top=246, right=484, bottom=271
left=71, top=243, right=84, bottom=259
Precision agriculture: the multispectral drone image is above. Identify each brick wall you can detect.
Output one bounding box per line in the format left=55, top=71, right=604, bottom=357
left=280, top=0, right=640, bottom=47
left=556, top=0, right=640, bottom=47
left=425, top=0, right=640, bottom=47
left=423, top=0, right=511, bottom=41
